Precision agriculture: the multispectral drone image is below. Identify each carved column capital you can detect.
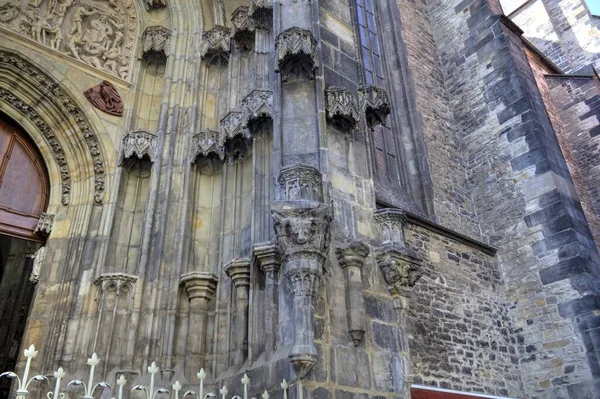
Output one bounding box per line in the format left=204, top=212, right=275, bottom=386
left=231, top=6, right=255, bottom=50
left=253, top=243, right=281, bottom=275
left=242, top=90, right=273, bottom=131
left=122, top=129, right=158, bottom=163
left=180, top=272, right=219, bottom=303
left=141, top=26, right=172, bottom=65
left=374, top=208, right=408, bottom=246
left=249, top=0, right=273, bottom=30
left=192, top=130, right=225, bottom=164
left=34, top=213, right=55, bottom=237
left=275, top=27, right=318, bottom=82
left=335, top=241, right=370, bottom=270
left=200, top=25, right=231, bottom=67
left=224, top=258, right=251, bottom=288
left=278, top=165, right=323, bottom=202
left=325, top=87, right=359, bottom=131
left=358, top=85, right=391, bottom=130
left=375, top=244, right=423, bottom=300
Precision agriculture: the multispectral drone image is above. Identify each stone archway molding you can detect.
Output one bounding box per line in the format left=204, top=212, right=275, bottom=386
left=0, top=49, right=107, bottom=205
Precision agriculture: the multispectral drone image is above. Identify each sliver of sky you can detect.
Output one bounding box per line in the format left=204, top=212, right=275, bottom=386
left=586, top=0, right=600, bottom=16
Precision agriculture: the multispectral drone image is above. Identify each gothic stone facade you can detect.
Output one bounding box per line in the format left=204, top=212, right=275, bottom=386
left=0, top=0, right=599, bottom=398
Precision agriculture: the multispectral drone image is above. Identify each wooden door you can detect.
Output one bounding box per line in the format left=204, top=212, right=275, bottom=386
left=0, top=116, right=49, bottom=242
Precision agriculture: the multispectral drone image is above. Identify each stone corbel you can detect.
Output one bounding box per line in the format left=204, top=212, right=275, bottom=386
left=141, top=26, right=171, bottom=65
left=249, top=0, right=273, bottom=30
left=325, top=87, right=359, bottom=131
left=358, top=85, right=391, bottom=130
left=375, top=245, right=423, bottom=307
left=253, top=243, right=281, bottom=356
left=275, top=27, right=318, bottom=82
left=34, top=213, right=55, bottom=237
left=374, top=208, right=408, bottom=247
left=278, top=165, right=324, bottom=202
left=231, top=6, right=255, bottom=50
left=145, top=0, right=167, bottom=10
left=220, top=111, right=251, bottom=160
left=224, top=258, right=251, bottom=366
left=192, top=130, right=225, bottom=165
left=241, top=90, right=273, bottom=131
left=335, top=241, right=370, bottom=346
left=200, top=26, right=231, bottom=67
left=271, top=201, right=333, bottom=378
left=121, top=129, right=158, bottom=164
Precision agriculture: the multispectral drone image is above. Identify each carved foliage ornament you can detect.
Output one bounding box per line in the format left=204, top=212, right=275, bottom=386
left=34, top=212, right=55, bottom=236
left=141, top=25, right=171, bottom=65
left=278, top=165, right=323, bottom=202
left=84, top=80, right=123, bottom=116
left=241, top=89, right=273, bottom=131
left=0, top=51, right=107, bottom=205
left=275, top=27, right=318, bottom=82
left=249, top=0, right=272, bottom=30
left=358, top=85, right=391, bottom=130
left=122, top=129, right=157, bottom=163
left=200, top=25, right=231, bottom=67
left=231, top=6, right=254, bottom=50
left=375, top=245, right=423, bottom=298
left=0, top=0, right=138, bottom=80
left=325, top=87, right=359, bottom=131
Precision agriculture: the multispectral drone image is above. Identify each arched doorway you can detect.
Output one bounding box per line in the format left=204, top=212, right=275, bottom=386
left=0, top=114, right=50, bottom=399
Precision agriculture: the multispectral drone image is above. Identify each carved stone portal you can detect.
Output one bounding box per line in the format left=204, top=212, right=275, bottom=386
left=278, top=165, right=323, bottom=202
left=0, top=0, right=138, bottom=80
left=122, top=129, right=157, bottom=163
left=375, top=244, right=423, bottom=302
left=141, top=26, right=171, bottom=65
left=359, top=85, right=391, bottom=130
left=231, top=6, right=254, bottom=50
left=325, top=87, right=359, bottom=131
left=200, top=25, right=231, bottom=67
left=249, top=0, right=272, bottom=30
left=84, top=80, right=124, bottom=116
left=275, top=27, right=318, bottom=82
left=241, top=90, right=273, bottom=131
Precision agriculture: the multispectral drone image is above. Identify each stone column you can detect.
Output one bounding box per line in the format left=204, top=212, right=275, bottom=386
left=224, top=258, right=251, bottom=367
left=180, top=272, right=218, bottom=377
left=335, top=241, right=370, bottom=346
left=253, top=243, right=281, bottom=357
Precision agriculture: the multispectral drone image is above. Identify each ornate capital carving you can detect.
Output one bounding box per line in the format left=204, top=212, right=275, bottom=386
left=253, top=242, right=281, bottom=275
left=141, top=26, right=171, bottom=65
left=94, top=273, right=138, bottom=295
left=84, top=80, right=124, bottom=117
left=325, top=87, right=359, bottom=131
left=180, top=272, right=219, bottom=303
left=231, top=6, right=255, bottom=50
left=122, top=129, right=157, bottom=163
left=271, top=202, right=333, bottom=264
left=200, top=25, right=231, bottom=67
left=375, top=245, right=423, bottom=299
left=249, top=0, right=273, bottom=30
left=192, top=129, right=225, bottom=164
left=358, top=85, right=391, bottom=130
left=275, top=27, right=318, bottom=82
left=374, top=208, right=408, bottom=246
left=145, top=0, right=167, bottom=10
left=335, top=241, right=370, bottom=270
left=278, top=165, right=323, bottom=202
left=34, top=213, right=54, bottom=236
left=242, top=90, right=273, bottom=131
left=220, top=111, right=251, bottom=159
left=224, top=258, right=251, bottom=288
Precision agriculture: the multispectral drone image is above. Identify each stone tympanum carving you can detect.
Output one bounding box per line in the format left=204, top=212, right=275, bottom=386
left=249, top=0, right=272, bottom=30
left=200, top=25, right=231, bottom=67
left=84, top=80, right=123, bottom=116
left=145, top=0, right=167, bottom=10
left=122, top=129, right=157, bottom=163
left=192, top=130, right=225, bottom=165
left=325, top=87, right=359, bottom=131
left=0, top=0, right=138, bottom=80
left=272, top=201, right=333, bottom=377
left=375, top=244, right=423, bottom=302
left=335, top=241, right=370, bottom=346
left=225, top=258, right=251, bottom=366
left=34, top=213, right=54, bottom=236
left=275, top=27, right=318, bottom=82
left=241, top=90, right=273, bottom=131
left=220, top=111, right=251, bottom=159
left=231, top=6, right=255, bottom=50
left=278, top=165, right=323, bottom=202
left=359, top=85, right=391, bottom=130
left=141, top=25, right=171, bottom=65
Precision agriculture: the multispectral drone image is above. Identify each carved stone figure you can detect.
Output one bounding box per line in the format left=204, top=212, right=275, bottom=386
left=0, top=1, right=19, bottom=23
left=34, top=213, right=55, bottom=236
left=278, top=165, right=323, bottom=202
left=375, top=244, right=423, bottom=300
left=358, top=85, right=391, bottom=130
left=241, top=90, right=273, bottom=131
left=141, top=25, right=171, bottom=65
left=84, top=80, right=123, bottom=116
left=325, top=87, right=360, bottom=131
left=231, top=6, right=254, bottom=50
left=275, top=27, right=318, bottom=82
left=121, top=129, right=158, bottom=163
left=29, top=246, right=47, bottom=284
left=199, top=25, right=231, bottom=67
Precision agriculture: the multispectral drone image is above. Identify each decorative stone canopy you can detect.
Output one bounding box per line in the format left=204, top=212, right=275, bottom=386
left=358, top=85, right=391, bottom=130
left=242, top=90, right=273, bottom=130
left=375, top=244, right=423, bottom=300
left=231, top=6, right=255, bottom=50
left=122, top=129, right=158, bottom=163
left=34, top=213, right=55, bottom=237
left=325, top=87, right=360, bottom=131
left=192, top=130, right=225, bottom=164
left=220, top=111, right=251, bottom=159
left=275, top=27, right=318, bottom=82
left=374, top=208, right=408, bottom=246
left=200, top=25, right=231, bottom=67
left=278, top=165, right=324, bottom=202
left=249, top=0, right=273, bottom=30
left=141, top=26, right=172, bottom=65
left=94, top=273, right=138, bottom=294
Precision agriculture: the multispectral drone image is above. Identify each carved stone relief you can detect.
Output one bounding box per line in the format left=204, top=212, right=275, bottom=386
left=249, top=0, right=272, bottom=30
left=0, top=0, right=138, bottom=80
left=220, top=111, right=250, bottom=160
left=358, top=85, right=391, bottom=130
left=278, top=164, right=323, bottom=202
left=231, top=6, right=254, bottom=50
left=141, top=25, right=171, bottom=65
left=200, top=25, right=231, bottom=67
left=34, top=212, right=54, bottom=236
left=84, top=80, right=123, bottom=116
left=241, top=89, right=273, bottom=131
left=375, top=244, right=423, bottom=300
left=325, top=87, right=359, bottom=131
left=275, top=27, right=318, bottom=82
left=121, top=129, right=157, bottom=163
